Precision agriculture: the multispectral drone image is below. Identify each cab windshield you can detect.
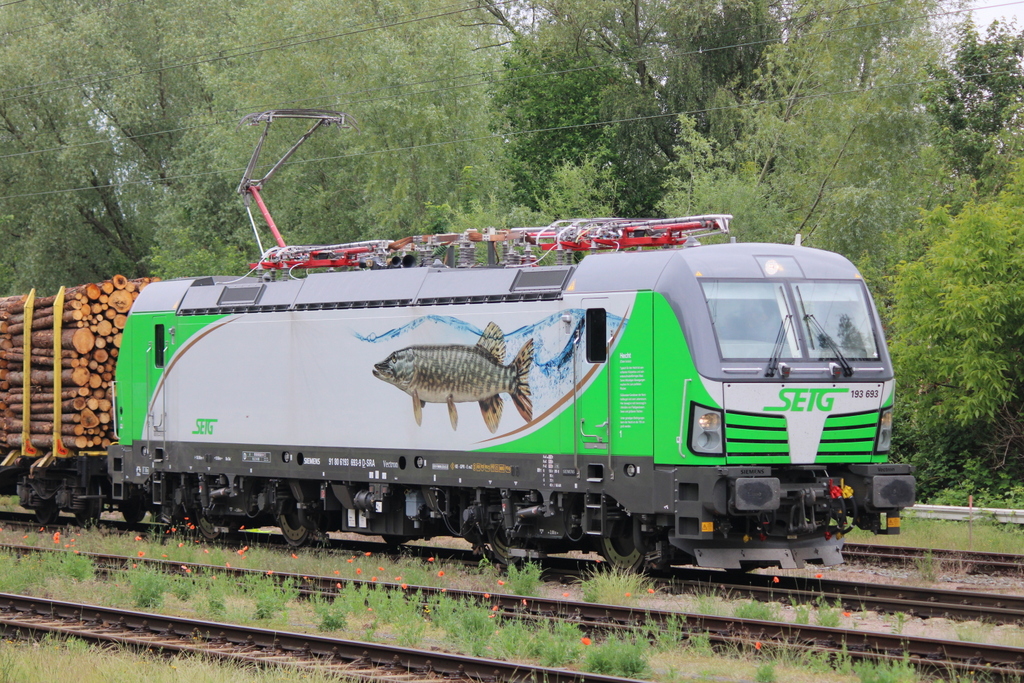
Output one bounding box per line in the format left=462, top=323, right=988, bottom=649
left=701, top=279, right=879, bottom=362
left=702, top=281, right=798, bottom=360
left=794, top=281, right=879, bottom=361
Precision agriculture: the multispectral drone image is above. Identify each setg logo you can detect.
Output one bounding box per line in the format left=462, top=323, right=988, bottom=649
left=763, top=388, right=848, bottom=412
left=192, top=418, right=218, bottom=435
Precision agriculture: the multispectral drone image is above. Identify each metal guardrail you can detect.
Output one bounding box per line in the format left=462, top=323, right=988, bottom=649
left=905, top=504, right=1024, bottom=524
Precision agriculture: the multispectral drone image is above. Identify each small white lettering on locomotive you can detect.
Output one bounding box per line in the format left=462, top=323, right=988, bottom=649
left=242, top=451, right=271, bottom=463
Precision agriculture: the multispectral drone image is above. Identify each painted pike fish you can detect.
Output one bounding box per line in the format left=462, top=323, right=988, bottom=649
left=372, top=322, right=533, bottom=433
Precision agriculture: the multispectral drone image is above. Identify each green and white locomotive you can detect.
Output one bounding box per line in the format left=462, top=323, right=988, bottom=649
left=107, top=212, right=914, bottom=570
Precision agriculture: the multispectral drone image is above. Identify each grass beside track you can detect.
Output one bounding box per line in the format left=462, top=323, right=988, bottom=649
left=844, top=514, right=1024, bottom=554
left=0, top=503, right=1022, bottom=682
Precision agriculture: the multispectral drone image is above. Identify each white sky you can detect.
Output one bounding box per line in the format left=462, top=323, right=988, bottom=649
left=970, top=0, right=1023, bottom=29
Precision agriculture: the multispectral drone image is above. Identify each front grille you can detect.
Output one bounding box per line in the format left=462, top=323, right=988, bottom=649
left=817, top=410, right=878, bottom=455
left=724, top=411, right=789, bottom=456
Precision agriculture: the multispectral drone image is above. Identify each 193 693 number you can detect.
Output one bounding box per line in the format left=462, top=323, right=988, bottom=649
left=850, top=389, right=879, bottom=399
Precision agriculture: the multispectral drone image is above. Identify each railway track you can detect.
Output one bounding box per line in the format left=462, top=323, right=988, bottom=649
left=4, top=543, right=1024, bottom=680
left=6, top=508, right=1023, bottom=577
left=0, top=592, right=642, bottom=683
left=843, top=542, right=1024, bottom=574
left=3, top=511, right=1024, bottom=625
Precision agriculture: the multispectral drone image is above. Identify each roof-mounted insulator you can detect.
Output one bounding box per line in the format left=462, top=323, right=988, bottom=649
left=248, top=215, right=732, bottom=272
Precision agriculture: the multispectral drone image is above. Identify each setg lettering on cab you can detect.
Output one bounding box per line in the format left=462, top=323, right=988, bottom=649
left=763, top=388, right=848, bottom=412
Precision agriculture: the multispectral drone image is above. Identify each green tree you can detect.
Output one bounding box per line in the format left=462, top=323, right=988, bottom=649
left=492, top=43, right=621, bottom=211
left=923, top=19, right=1024, bottom=196
left=490, top=0, right=778, bottom=217
left=892, top=163, right=1024, bottom=497
left=151, top=0, right=506, bottom=275
left=0, top=0, right=508, bottom=287
left=663, top=0, right=944, bottom=252
left=0, top=0, right=231, bottom=293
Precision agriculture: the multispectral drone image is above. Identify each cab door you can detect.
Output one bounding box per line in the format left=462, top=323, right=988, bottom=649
left=574, top=302, right=611, bottom=458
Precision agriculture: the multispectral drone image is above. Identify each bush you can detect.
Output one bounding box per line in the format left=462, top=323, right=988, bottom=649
left=505, top=562, right=542, bottom=596
left=582, top=635, right=650, bottom=678
left=245, top=574, right=297, bottom=621
left=734, top=600, right=781, bottom=621
left=128, top=567, right=168, bottom=609
left=579, top=567, right=653, bottom=605
left=312, top=595, right=348, bottom=632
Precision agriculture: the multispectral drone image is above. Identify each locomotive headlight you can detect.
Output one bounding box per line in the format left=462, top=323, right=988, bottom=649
left=690, top=405, right=724, bottom=455
left=697, top=412, right=721, bottom=431
left=875, top=407, right=893, bottom=453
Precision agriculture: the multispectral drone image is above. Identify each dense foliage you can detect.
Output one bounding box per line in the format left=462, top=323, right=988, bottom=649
left=2, top=0, right=1023, bottom=502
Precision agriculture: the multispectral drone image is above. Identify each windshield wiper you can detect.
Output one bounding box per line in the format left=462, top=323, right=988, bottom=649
left=804, top=314, right=853, bottom=377
left=765, top=315, right=793, bottom=378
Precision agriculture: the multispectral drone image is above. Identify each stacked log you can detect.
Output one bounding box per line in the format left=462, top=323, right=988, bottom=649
left=0, top=276, right=156, bottom=453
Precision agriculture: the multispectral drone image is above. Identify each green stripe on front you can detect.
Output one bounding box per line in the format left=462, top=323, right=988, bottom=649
left=818, top=442, right=875, bottom=453
left=820, top=426, right=877, bottom=440
left=823, top=413, right=878, bottom=428
left=727, top=442, right=790, bottom=454
left=726, top=427, right=789, bottom=442
left=725, top=413, right=787, bottom=429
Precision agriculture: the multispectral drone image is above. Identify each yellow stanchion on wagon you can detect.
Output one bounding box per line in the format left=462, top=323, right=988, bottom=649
left=20, top=290, right=38, bottom=460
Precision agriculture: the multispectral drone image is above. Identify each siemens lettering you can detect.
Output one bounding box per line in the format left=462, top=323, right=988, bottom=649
left=763, top=388, right=849, bottom=412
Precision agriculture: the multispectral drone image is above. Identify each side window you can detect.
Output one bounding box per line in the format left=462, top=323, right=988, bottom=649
left=154, top=324, right=165, bottom=368
left=585, top=308, right=607, bottom=363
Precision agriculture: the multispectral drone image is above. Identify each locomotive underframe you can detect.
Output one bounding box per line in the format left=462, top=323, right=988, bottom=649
left=94, top=441, right=914, bottom=569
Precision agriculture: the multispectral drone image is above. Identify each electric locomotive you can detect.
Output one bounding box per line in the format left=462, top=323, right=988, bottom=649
left=106, top=214, right=914, bottom=570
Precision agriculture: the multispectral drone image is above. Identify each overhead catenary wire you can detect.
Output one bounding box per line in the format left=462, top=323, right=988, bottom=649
left=0, top=0, right=516, bottom=104
left=0, top=0, right=147, bottom=40
left=0, top=0, right=906, bottom=100
left=0, top=0, right=1015, bottom=164
left=2, top=0, right=1017, bottom=107
left=1, top=0, right=994, bottom=124
left=0, top=63, right=1018, bottom=204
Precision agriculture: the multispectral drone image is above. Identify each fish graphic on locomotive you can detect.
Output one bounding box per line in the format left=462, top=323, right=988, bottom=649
left=1, top=111, right=914, bottom=570
left=372, top=321, right=534, bottom=432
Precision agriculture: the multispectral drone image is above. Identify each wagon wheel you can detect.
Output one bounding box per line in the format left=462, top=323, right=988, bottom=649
left=278, top=510, right=313, bottom=548
left=74, top=510, right=99, bottom=527
left=119, top=498, right=148, bottom=526
left=33, top=501, right=60, bottom=525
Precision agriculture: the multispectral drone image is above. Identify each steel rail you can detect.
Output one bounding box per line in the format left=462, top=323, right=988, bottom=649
left=6, top=510, right=1019, bottom=578
left=656, top=568, right=1024, bottom=624
left=0, top=592, right=648, bottom=683
left=2, top=544, right=1024, bottom=678
left=3, top=513, right=1024, bottom=624
left=843, top=543, right=1024, bottom=574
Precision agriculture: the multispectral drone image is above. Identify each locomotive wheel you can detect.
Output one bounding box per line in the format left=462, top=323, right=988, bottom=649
left=381, top=535, right=412, bottom=551
left=34, top=503, right=59, bottom=525
left=598, top=533, right=644, bottom=572
left=278, top=511, right=312, bottom=547
left=196, top=515, right=223, bottom=541
left=485, top=526, right=516, bottom=566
